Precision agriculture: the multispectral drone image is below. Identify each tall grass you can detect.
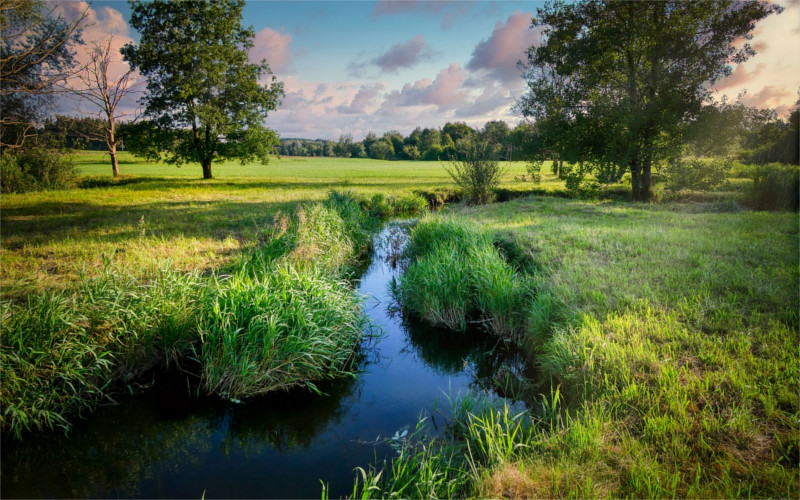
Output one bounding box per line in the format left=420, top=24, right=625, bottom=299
left=394, top=216, right=533, bottom=340
left=350, top=392, right=536, bottom=499
left=0, top=192, right=399, bottom=439
left=199, top=265, right=367, bottom=398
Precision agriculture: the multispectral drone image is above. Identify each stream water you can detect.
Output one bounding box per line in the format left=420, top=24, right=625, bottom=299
left=1, top=222, right=528, bottom=499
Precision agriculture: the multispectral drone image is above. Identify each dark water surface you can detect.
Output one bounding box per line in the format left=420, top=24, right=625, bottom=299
left=1, top=222, right=526, bottom=499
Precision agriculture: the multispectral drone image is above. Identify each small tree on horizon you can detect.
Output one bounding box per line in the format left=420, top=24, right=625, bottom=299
left=121, top=0, right=284, bottom=179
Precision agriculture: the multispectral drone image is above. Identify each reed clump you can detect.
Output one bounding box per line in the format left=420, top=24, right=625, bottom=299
left=394, top=216, right=533, bottom=340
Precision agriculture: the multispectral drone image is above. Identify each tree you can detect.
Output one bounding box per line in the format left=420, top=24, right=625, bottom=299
left=73, top=37, right=135, bottom=177
left=442, top=122, right=476, bottom=143
left=1, top=0, right=87, bottom=149
left=121, top=0, right=284, bottom=179
left=334, top=133, right=353, bottom=157
left=520, top=0, right=779, bottom=200
left=444, top=139, right=505, bottom=204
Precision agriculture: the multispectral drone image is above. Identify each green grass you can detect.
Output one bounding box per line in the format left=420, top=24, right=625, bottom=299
left=0, top=193, right=405, bottom=439
left=394, top=216, right=534, bottom=340
left=385, top=195, right=798, bottom=498
left=0, top=154, right=533, bottom=299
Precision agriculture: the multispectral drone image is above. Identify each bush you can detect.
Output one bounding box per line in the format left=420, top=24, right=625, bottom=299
left=662, top=157, right=731, bottom=192
left=743, top=163, right=799, bottom=211
left=444, top=141, right=505, bottom=204
left=0, top=149, right=76, bottom=193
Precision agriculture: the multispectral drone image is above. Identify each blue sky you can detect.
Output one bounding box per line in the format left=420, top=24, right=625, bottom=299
left=58, top=0, right=799, bottom=140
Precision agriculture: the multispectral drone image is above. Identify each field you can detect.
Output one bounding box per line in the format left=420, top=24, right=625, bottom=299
left=1, top=153, right=797, bottom=497
left=1, top=152, right=534, bottom=299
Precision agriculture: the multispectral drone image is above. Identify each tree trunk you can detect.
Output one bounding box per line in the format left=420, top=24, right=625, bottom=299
left=641, top=155, right=653, bottom=201
left=110, top=144, right=119, bottom=177
left=202, top=158, right=213, bottom=179
left=630, top=158, right=642, bottom=201
left=558, top=159, right=563, bottom=179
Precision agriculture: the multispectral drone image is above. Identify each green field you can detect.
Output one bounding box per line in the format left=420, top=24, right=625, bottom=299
left=1, top=153, right=797, bottom=497
left=1, top=153, right=533, bottom=298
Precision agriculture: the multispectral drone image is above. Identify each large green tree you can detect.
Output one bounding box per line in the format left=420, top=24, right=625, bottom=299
left=520, top=0, right=779, bottom=200
left=121, top=0, right=284, bottom=179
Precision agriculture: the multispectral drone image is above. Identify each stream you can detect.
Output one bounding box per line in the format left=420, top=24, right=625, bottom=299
left=1, top=222, right=528, bottom=499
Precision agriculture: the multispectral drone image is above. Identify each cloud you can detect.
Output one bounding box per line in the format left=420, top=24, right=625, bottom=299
left=374, top=35, right=436, bottom=72
left=251, top=27, right=294, bottom=75
left=455, top=85, right=511, bottom=118
left=712, top=0, right=800, bottom=117
left=51, top=1, right=141, bottom=117
left=384, top=63, right=467, bottom=111
left=466, top=11, right=541, bottom=86
left=337, top=83, right=386, bottom=114
left=715, top=63, right=767, bottom=90
left=739, top=86, right=794, bottom=114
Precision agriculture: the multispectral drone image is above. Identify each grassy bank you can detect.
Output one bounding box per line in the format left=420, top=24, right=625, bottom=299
left=376, top=196, right=798, bottom=498
left=0, top=192, right=426, bottom=438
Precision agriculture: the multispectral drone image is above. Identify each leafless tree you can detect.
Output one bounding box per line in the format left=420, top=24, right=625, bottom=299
left=72, top=37, right=136, bottom=177
left=0, top=0, right=88, bottom=149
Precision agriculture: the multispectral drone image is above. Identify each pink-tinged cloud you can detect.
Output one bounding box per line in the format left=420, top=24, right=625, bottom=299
left=374, top=35, right=435, bottom=72
left=740, top=86, right=794, bottom=114
left=251, top=27, right=293, bottom=75
left=455, top=85, right=510, bottom=118
left=467, top=11, right=541, bottom=85
left=715, top=63, right=767, bottom=90
left=337, top=83, right=385, bottom=114
left=387, top=63, right=468, bottom=110
left=51, top=1, right=142, bottom=118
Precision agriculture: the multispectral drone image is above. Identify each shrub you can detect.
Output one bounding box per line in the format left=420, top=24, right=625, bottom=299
left=743, top=162, right=799, bottom=211
left=662, top=157, right=731, bottom=192
left=444, top=141, right=506, bottom=204
left=0, top=149, right=76, bottom=193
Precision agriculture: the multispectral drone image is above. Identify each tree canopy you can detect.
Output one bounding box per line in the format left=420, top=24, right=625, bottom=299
left=121, top=0, right=284, bottom=178
left=519, top=0, right=779, bottom=200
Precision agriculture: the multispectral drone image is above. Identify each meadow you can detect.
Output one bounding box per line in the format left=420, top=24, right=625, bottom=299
left=1, top=152, right=797, bottom=497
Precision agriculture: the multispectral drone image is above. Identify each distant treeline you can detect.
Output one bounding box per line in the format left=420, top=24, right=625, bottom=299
left=278, top=121, right=533, bottom=161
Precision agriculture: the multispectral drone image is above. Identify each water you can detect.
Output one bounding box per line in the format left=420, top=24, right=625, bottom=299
left=1, top=222, right=528, bottom=499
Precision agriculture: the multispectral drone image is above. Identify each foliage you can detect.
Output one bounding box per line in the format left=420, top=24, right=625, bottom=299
left=0, top=0, right=85, bottom=149
left=519, top=0, right=779, bottom=200
left=0, top=148, right=77, bottom=193
left=742, top=106, right=799, bottom=165
left=121, top=0, right=284, bottom=179
left=444, top=140, right=506, bottom=204
left=662, top=157, right=732, bottom=192
left=743, top=162, right=800, bottom=211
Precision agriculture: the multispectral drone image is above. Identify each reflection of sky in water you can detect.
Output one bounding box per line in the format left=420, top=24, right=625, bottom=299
left=2, top=222, right=529, bottom=499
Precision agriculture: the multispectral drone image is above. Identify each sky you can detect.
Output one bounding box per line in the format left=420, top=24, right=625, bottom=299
left=54, top=0, right=800, bottom=141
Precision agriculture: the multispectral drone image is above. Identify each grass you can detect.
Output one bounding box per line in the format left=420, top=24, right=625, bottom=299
left=0, top=192, right=417, bottom=439
left=3, top=151, right=797, bottom=496
left=383, top=195, right=798, bottom=498
left=0, top=153, right=532, bottom=300
left=393, top=216, right=533, bottom=340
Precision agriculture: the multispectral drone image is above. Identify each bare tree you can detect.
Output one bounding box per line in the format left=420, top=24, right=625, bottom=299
left=0, top=0, right=88, bottom=149
left=73, top=37, right=135, bottom=177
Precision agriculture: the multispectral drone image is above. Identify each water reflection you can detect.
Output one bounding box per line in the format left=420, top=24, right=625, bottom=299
left=1, top=221, right=531, bottom=499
